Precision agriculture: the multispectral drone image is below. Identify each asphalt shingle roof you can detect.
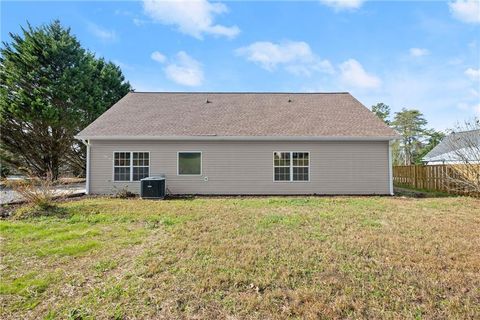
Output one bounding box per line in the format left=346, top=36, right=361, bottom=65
left=77, top=92, right=398, bottom=139
left=424, top=129, right=480, bottom=161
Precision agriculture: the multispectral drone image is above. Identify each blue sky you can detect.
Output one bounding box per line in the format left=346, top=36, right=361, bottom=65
left=2, top=0, right=479, bottom=131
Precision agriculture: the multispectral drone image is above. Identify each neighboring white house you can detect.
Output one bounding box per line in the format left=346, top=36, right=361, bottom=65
left=423, top=129, right=480, bottom=165
left=75, top=92, right=399, bottom=195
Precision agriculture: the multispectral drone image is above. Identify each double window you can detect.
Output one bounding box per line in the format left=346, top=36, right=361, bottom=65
left=114, top=152, right=149, bottom=182
left=178, top=152, right=202, bottom=175
left=274, top=152, right=309, bottom=182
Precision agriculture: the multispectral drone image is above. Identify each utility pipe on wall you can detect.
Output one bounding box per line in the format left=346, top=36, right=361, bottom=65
left=80, top=139, right=91, bottom=195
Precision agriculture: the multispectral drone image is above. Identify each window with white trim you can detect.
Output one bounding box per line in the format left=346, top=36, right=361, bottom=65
left=274, top=152, right=309, bottom=182
left=274, top=152, right=291, bottom=181
left=292, top=152, right=309, bottom=181
left=114, top=152, right=130, bottom=182
left=114, top=152, right=149, bottom=181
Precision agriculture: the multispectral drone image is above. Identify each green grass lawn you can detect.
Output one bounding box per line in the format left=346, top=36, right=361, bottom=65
left=1, top=196, right=479, bottom=319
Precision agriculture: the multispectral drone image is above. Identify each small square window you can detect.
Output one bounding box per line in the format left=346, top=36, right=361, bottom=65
left=178, top=152, right=202, bottom=175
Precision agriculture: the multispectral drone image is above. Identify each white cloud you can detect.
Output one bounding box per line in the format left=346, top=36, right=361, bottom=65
left=235, top=41, right=334, bottom=76
left=409, top=48, right=430, bottom=57
left=143, top=0, right=240, bottom=39
left=449, top=0, right=480, bottom=24
left=151, top=51, right=167, bottom=63
left=319, top=0, right=365, bottom=11
left=112, top=60, right=134, bottom=71
left=339, top=59, right=381, bottom=89
left=133, top=18, right=148, bottom=26
left=87, top=22, right=117, bottom=42
left=165, top=51, right=204, bottom=86
left=465, top=68, right=480, bottom=80
left=114, top=9, right=133, bottom=16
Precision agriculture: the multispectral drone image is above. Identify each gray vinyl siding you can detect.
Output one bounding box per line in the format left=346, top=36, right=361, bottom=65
left=89, top=140, right=390, bottom=195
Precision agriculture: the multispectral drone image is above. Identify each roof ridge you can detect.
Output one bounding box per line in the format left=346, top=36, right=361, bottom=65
left=449, top=129, right=480, bottom=134
left=130, top=91, right=351, bottom=95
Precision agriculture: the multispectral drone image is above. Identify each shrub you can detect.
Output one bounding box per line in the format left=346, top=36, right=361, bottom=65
left=8, top=174, right=57, bottom=210
left=112, top=186, right=136, bottom=199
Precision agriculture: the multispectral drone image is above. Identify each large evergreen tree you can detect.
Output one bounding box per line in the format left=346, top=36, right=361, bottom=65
left=370, top=103, right=445, bottom=165
left=391, top=108, right=428, bottom=165
left=0, top=21, right=131, bottom=179
left=371, top=102, right=391, bottom=125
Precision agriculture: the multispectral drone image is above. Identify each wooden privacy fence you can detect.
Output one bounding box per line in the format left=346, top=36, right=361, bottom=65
left=393, top=164, right=480, bottom=196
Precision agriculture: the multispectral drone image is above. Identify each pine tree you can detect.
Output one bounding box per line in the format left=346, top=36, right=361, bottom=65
left=371, top=103, right=391, bottom=125
left=391, top=109, right=428, bottom=165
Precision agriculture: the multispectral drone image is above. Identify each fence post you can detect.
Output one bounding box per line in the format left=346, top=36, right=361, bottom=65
left=413, top=165, right=417, bottom=188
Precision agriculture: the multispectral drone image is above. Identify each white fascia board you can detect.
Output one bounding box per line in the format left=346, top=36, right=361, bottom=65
left=74, top=135, right=399, bottom=142
left=388, top=141, right=393, bottom=195
left=79, top=139, right=91, bottom=195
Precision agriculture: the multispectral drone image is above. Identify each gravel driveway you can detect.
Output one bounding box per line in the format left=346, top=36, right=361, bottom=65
left=0, top=183, right=86, bottom=205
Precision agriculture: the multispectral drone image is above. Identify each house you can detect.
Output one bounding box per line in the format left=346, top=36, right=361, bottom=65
left=75, top=92, right=399, bottom=195
left=423, top=129, right=480, bottom=165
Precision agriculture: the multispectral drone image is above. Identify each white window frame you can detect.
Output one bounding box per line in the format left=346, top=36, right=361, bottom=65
left=273, top=151, right=310, bottom=183
left=177, top=151, right=202, bottom=176
left=113, top=151, right=150, bottom=182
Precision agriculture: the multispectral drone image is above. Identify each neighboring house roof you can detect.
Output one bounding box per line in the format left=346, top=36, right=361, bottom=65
left=76, top=92, right=398, bottom=140
left=423, top=129, right=480, bottom=163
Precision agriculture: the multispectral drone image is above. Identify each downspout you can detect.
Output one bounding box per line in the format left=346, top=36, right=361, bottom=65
left=388, top=140, right=393, bottom=195
left=80, top=139, right=91, bottom=195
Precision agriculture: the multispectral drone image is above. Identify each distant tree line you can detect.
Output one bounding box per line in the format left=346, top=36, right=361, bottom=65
left=371, top=103, right=445, bottom=165
left=0, top=20, right=131, bottom=179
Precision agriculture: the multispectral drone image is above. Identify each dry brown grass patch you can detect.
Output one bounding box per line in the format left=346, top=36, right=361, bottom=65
left=0, top=196, right=479, bottom=319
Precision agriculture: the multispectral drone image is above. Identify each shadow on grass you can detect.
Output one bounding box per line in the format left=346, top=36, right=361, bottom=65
left=109, top=193, right=196, bottom=201
left=12, top=205, right=71, bottom=219
left=394, top=186, right=456, bottom=198
left=164, top=194, right=196, bottom=201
